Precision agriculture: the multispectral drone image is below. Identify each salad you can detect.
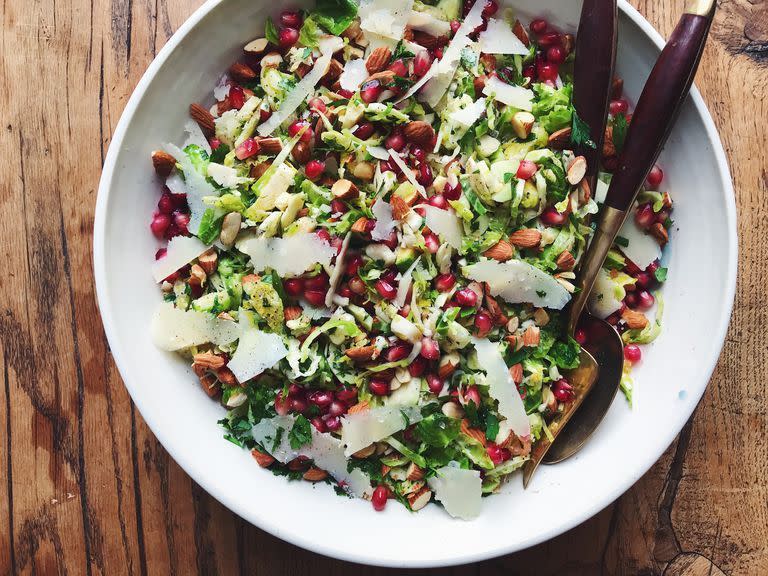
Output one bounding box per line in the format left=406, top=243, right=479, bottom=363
left=148, top=0, right=672, bottom=519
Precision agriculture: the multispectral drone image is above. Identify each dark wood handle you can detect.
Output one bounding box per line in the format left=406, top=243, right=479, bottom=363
left=573, top=0, right=618, bottom=186
left=605, top=10, right=715, bottom=211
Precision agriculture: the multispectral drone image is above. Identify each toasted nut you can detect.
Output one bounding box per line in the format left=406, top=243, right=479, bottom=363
left=151, top=150, right=176, bottom=177
left=407, top=488, right=432, bottom=511
left=288, top=457, right=311, bottom=472
left=352, top=444, right=376, bottom=459
left=522, top=325, right=541, bottom=347
left=404, top=121, right=435, bottom=147
left=400, top=479, right=425, bottom=496
left=257, top=137, right=283, bottom=155
left=244, top=37, right=269, bottom=54
left=483, top=239, right=514, bottom=261
left=556, top=250, right=576, bottom=271
left=219, top=212, right=242, bottom=247
left=303, top=467, right=329, bottom=482
left=508, top=434, right=531, bottom=457
left=651, top=222, right=669, bottom=246
left=485, top=293, right=508, bottom=326
left=390, top=195, right=410, bottom=221
left=347, top=401, right=370, bottom=415
left=260, top=52, right=283, bottom=68
left=365, top=70, right=396, bottom=86
left=291, top=141, right=311, bottom=165
left=567, top=156, right=588, bottom=185
left=622, top=308, right=649, bottom=330
left=479, top=53, right=497, bottom=71
left=352, top=161, right=375, bottom=181
left=406, top=462, right=425, bottom=481
left=441, top=401, right=464, bottom=420
left=411, top=30, right=441, bottom=49
left=229, top=62, right=257, bottom=82
left=603, top=126, right=617, bottom=157
left=332, top=179, right=359, bottom=200
left=611, top=76, right=624, bottom=99
left=197, top=249, right=218, bottom=275
left=473, top=74, right=487, bottom=94
left=461, top=419, right=487, bottom=446
left=193, top=352, right=225, bottom=371
left=188, top=264, right=206, bottom=288
left=251, top=448, right=274, bottom=467
left=509, top=363, right=523, bottom=384
left=351, top=216, right=370, bottom=233
left=199, top=373, right=219, bottom=398
left=579, top=179, right=592, bottom=203
left=506, top=316, right=520, bottom=333
left=511, top=111, right=535, bottom=139
left=513, top=20, right=530, bottom=46
left=342, top=18, right=362, bottom=41
left=345, top=345, right=378, bottom=362
left=438, top=353, right=460, bottom=379
left=366, top=46, right=391, bottom=74
left=189, top=103, right=215, bottom=135
left=562, top=33, right=575, bottom=55
left=662, top=192, right=673, bottom=210
left=509, top=228, right=542, bottom=249
left=548, top=127, right=572, bottom=149
left=284, top=306, right=303, bottom=321
left=323, top=58, right=344, bottom=83
left=250, top=162, right=271, bottom=179
left=533, top=308, right=550, bottom=327
left=216, top=367, right=237, bottom=387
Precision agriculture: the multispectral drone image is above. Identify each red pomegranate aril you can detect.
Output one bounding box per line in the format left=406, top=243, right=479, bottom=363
left=635, top=203, right=655, bottom=229
left=609, top=99, right=629, bottom=116
left=624, top=291, right=639, bottom=309
left=637, top=290, right=655, bottom=311
left=624, top=344, right=642, bottom=364
left=284, top=278, right=304, bottom=297
left=634, top=272, right=651, bottom=290
left=463, top=385, right=481, bottom=407
left=308, top=97, right=326, bottom=114
left=327, top=400, right=346, bottom=417
left=455, top=288, right=478, bottom=308
left=353, top=122, right=375, bottom=140
left=304, top=289, right=327, bottom=307
left=330, top=198, right=348, bottom=214
left=375, top=278, right=397, bottom=300
left=409, top=356, right=427, bottom=377
left=383, top=229, right=399, bottom=251
left=305, top=159, right=325, bottom=181
left=385, top=132, right=406, bottom=151
left=173, top=211, right=190, bottom=233
left=344, top=254, right=363, bottom=277
left=411, top=147, right=427, bottom=162
left=372, top=485, right=390, bottom=511
left=427, top=194, right=448, bottom=210
left=290, top=397, right=308, bottom=413
left=155, top=248, right=167, bottom=261
left=426, top=373, right=444, bottom=394
left=443, top=180, right=462, bottom=200
left=575, top=327, right=587, bottom=345
left=482, top=0, right=498, bottom=17
left=280, top=10, right=302, bottom=28
left=646, top=165, right=664, bottom=189
left=229, top=85, right=245, bottom=109
left=540, top=207, right=568, bottom=227
left=413, top=51, right=434, bottom=77
left=435, top=273, right=457, bottom=292
left=235, top=138, right=260, bottom=160
left=335, top=386, right=358, bottom=403
left=547, top=45, right=566, bottom=64
left=415, top=163, right=432, bottom=186
left=158, top=192, right=175, bottom=214
left=309, top=390, right=333, bottom=409
left=324, top=415, right=342, bottom=432
left=487, top=443, right=511, bottom=466
left=450, top=19, right=461, bottom=34
left=388, top=59, right=408, bottom=77
left=655, top=209, right=670, bottom=225
left=288, top=120, right=313, bottom=143
left=360, top=81, right=383, bottom=103
left=420, top=337, right=440, bottom=360
left=311, top=417, right=327, bottom=433
left=275, top=391, right=291, bottom=416
left=316, top=228, right=332, bottom=243
left=646, top=260, right=660, bottom=276
left=516, top=160, right=538, bottom=180
left=304, top=272, right=329, bottom=291
left=432, top=47, right=444, bottom=59
left=279, top=27, right=299, bottom=48
left=337, top=284, right=352, bottom=298
left=538, top=31, right=561, bottom=47
left=423, top=232, right=440, bottom=254
left=385, top=343, right=412, bottom=362
left=474, top=311, right=493, bottom=336
left=288, top=383, right=304, bottom=397
left=150, top=213, right=170, bottom=238
left=210, top=138, right=222, bottom=150
left=369, top=379, right=390, bottom=396
left=530, top=18, right=548, bottom=34
left=537, top=62, right=559, bottom=82
left=552, top=378, right=575, bottom=402
left=259, top=108, right=272, bottom=122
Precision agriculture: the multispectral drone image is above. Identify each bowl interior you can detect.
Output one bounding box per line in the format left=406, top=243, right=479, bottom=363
left=95, top=0, right=736, bottom=567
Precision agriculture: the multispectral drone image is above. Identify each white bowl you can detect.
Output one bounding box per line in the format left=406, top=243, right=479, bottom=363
left=94, top=0, right=737, bottom=568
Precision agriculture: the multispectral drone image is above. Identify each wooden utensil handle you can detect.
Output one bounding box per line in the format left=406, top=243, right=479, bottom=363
left=605, top=5, right=715, bottom=211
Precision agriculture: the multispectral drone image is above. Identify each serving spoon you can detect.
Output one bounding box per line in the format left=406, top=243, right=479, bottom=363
left=524, top=0, right=718, bottom=485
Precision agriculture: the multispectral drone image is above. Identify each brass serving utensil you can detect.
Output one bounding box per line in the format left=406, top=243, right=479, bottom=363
left=525, top=0, right=718, bottom=484
left=522, top=0, right=618, bottom=487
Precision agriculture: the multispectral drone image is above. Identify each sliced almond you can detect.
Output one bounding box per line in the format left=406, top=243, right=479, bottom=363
left=250, top=162, right=271, bottom=179
left=366, top=46, right=391, bottom=75
left=352, top=161, right=375, bottom=181
left=512, top=20, right=530, bottom=46
left=332, top=179, right=359, bottom=200
left=197, top=249, right=218, bottom=275
left=192, top=351, right=225, bottom=371
left=403, top=121, right=435, bottom=147
left=509, top=228, right=542, bottom=249
left=189, top=103, right=215, bottom=135
left=510, top=111, right=535, bottom=139
left=345, top=345, right=378, bottom=362
left=229, top=62, right=257, bottom=82
left=650, top=222, right=669, bottom=246
left=533, top=308, right=550, bottom=327
left=284, top=306, right=303, bottom=321
left=251, top=448, right=275, bottom=468
left=522, top=325, right=541, bottom=347
left=323, top=58, right=344, bottom=83
left=216, top=367, right=237, bottom=387
left=406, top=462, right=425, bottom=481
left=567, top=156, right=588, bottom=185
left=261, top=52, right=283, bottom=68
left=244, top=37, right=269, bottom=55
left=347, top=401, right=370, bottom=415
left=188, top=264, right=206, bottom=288
left=509, top=363, right=523, bottom=384
left=291, top=141, right=311, bottom=165
left=622, top=308, right=649, bottom=330
left=483, top=239, right=514, bottom=261
left=461, top=419, right=487, bottom=446
left=352, top=445, right=376, bottom=459
left=351, top=216, right=370, bottom=234
left=438, top=353, right=459, bottom=379
left=548, top=127, right=572, bottom=149
left=603, top=126, right=617, bottom=157
left=257, top=137, right=283, bottom=155
left=151, top=150, right=176, bottom=177
left=407, top=488, right=432, bottom=511
left=556, top=250, right=576, bottom=271
left=303, top=467, right=329, bottom=482
left=219, top=212, right=242, bottom=248
left=390, top=195, right=410, bottom=221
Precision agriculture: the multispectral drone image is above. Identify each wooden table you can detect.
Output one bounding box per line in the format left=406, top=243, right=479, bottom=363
left=1, top=0, right=765, bottom=573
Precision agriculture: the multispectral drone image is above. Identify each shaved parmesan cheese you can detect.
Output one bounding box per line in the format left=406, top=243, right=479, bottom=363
left=371, top=197, right=396, bottom=240
left=213, top=81, right=230, bottom=101
left=257, top=50, right=333, bottom=137
left=395, top=60, right=438, bottom=103
left=478, top=19, right=530, bottom=55
left=618, top=215, right=661, bottom=270
left=341, top=406, right=422, bottom=456
left=183, top=120, right=212, bottom=154
left=339, top=58, right=369, bottom=92
left=150, top=302, right=239, bottom=351
left=482, top=76, right=534, bottom=111
left=300, top=302, right=334, bottom=319
left=428, top=465, right=482, bottom=520
left=388, top=150, right=426, bottom=196
left=395, top=257, right=421, bottom=307
left=165, top=173, right=185, bottom=195
left=449, top=97, right=486, bottom=128
left=326, top=234, right=351, bottom=307
left=419, top=0, right=485, bottom=107
left=595, top=178, right=609, bottom=204
left=472, top=338, right=530, bottom=438
left=207, top=162, right=249, bottom=189
left=237, top=233, right=336, bottom=277
left=367, top=146, right=391, bottom=161
left=252, top=415, right=373, bottom=497
left=359, top=0, right=413, bottom=41
left=252, top=163, right=296, bottom=212
left=152, top=235, right=210, bottom=283
left=163, top=143, right=219, bottom=235
left=588, top=268, right=624, bottom=319
left=407, top=10, right=451, bottom=36
left=227, top=327, right=287, bottom=383
left=423, top=205, right=463, bottom=250
left=464, top=259, right=571, bottom=309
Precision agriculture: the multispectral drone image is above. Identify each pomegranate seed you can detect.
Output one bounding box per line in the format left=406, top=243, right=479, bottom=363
left=410, top=147, right=427, bottom=162
left=324, top=415, right=341, bottom=431
left=235, top=138, right=260, bottom=160
left=275, top=391, right=291, bottom=416
left=328, top=401, right=347, bottom=417
left=290, top=396, right=308, bottom=413
left=335, top=386, right=358, bottom=402
left=259, top=108, right=272, bottom=122
left=646, top=165, right=664, bottom=189
left=304, top=272, right=329, bottom=291
left=157, top=192, right=175, bottom=214
left=383, top=229, right=399, bottom=251
left=155, top=248, right=167, bottom=261
left=417, top=163, right=434, bottom=186
left=353, top=122, right=375, bottom=140
left=552, top=378, right=575, bottom=402
left=624, top=344, right=642, bottom=363
left=625, top=259, right=642, bottom=276
left=385, top=343, right=412, bottom=362
left=345, top=254, right=364, bottom=276
left=311, top=417, right=327, bottom=433
left=420, top=337, right=440, bottom=360
left=280, top=10, right=302, bottom=28
left=547, top=45, right=566, bottom=64
left=330, top=198, right=348, bottom=214
left=279, top=27, right=299, bottom=48
left=150, top=213, right=170, bottom=238
left=413, top=51, right=434, bottom=77
left=337, top=284, right=352, bottom=298
left=409, top=357, right=427, bottom=377
left=209, top=138, right=221, bottom=150
left=435, top=273, right=456, bottom=292
left=369, top=379, right=390, bottom=396
left=537, top=62, right=559, bottom=82
left=463, top=385, right=481, bottom=407
left=443, top=180, right=462, bottom=200
left=450, top=20, right=461, bottom=35
left=427, top=194, right=448, bottom=210
left=575, top=328, right=587, bottom=345
left=522, top=65, right=536, bottom=81
left=423, top=232, right=440, bottom=254
left=309, top=390, right=333, bottom=409
left=360, top=80, right=383, bottom=103
left=305, top=159, right=325, bottom=181
left=385, top=131, right=406, bottom=151
left=636, top=290, right=655, bottom=311
left=482, top=0, right=498, bottom=18
left=646, top=260, right=660, bottom=276
left=474, top=311, right=493, bottom=336
left=426, top=373, right=444, bottom=394
left=432, top=47, right=444, bottom=59
left=304, top=289, right=327, bottom=307
left=530, top=18, right=548, bottom=34
left=288, top=383, right=304, bottom=397
left=486, top=443, right=511, bottom=466
left=315, top=229, right=332, bottom=243
left=288, top=120, right=313, bottom=143
left=173, top=211, right=190, bottom=233
left=538, top=31, right=562, bottom=47
left=284, top=278, right=304, bottom=297
left=540, top=207, right=568, bottom=227
left=634, top=203, right=655, bottom=229
left=388, top=59, right=408, bottom=77
left=516, top=160, right=538, bottom=180
left=609, top=99, right=629, bottom=116
left=634, top=272, right=651, bottom=290
left=308, top=97, right=327, bottom=114
left=455, top=288, right=478, bottom=308
left=375, top=279, right=397, bottom=300
left=372, top=485, right=390, bottom=511
left=229, top=86, right=245, bottom=109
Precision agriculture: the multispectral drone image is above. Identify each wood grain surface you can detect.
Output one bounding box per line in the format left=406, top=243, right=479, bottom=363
left=1, top=0, right=766, bottom=573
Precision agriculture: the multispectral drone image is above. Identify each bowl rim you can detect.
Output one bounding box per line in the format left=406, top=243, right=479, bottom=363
left=93, top=0, right=737, bottom=567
